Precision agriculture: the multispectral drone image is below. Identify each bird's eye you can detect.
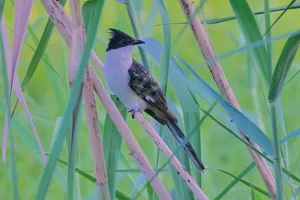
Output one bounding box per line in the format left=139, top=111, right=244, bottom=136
left=120, top=39, right=127, bottom=45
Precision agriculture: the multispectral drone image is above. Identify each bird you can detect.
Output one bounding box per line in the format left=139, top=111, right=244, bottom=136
left=103, top=28, right=206, bottom=173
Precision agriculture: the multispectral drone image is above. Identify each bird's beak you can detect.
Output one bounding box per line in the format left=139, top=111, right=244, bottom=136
left=133, top=39, right=145, bottom=45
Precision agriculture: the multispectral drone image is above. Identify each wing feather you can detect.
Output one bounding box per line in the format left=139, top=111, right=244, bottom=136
left=128, top=60, right=177, bottom=123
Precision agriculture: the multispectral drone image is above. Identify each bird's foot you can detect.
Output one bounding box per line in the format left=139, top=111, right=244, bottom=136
left=128, top=109, right=139, bottom=119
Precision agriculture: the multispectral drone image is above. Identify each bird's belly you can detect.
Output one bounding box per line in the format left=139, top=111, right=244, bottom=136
left=104, top=66, right=147, bottom=111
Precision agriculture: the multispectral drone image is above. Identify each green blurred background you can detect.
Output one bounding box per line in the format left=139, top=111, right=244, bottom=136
left=1, top=0, right=300, bottom=199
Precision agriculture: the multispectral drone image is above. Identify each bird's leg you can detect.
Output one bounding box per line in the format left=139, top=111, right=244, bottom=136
left=128, top=109, right=137, bottom=119
left=128, top=108, right=142, bottom=119
left=128, top=104, right=142, bottom=119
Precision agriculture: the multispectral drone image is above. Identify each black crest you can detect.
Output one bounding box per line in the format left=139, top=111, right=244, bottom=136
left=106, top=28, right=144, bottom=51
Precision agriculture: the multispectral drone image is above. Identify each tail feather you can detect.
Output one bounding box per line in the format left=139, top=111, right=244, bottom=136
left=167, top=120, right=206, bottom=174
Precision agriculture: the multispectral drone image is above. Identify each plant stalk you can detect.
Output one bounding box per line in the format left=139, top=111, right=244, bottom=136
left=270, top=101, right=284, bottom=200
left=178, top=0, right=276, bottom=198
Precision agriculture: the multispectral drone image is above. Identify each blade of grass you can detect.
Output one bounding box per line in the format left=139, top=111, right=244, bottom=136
left=10, top=0, right=34, bottom=91
left=119, top=153, right=148, bottom=198
left=202, top=2, right=300, bottom=25
left=153, top=0, right=171, bottom=95
left=115, top=190, right=131, bottom=200
left=264, top=0, right=272, bottom=69
left=268, top=35, right=300, bottom=199
left=213, top=167, right=271, bottom=198
left=1, top=0, right=47, bottom=164
left=173, top=1, right=206, bottom=47
left=0, top=0, right=4, bottom=21
left=170, top=72, right=202, bottom=188
left=280, top=129, right=300, bottom=144
left=121, top=0, right=151, bottom=70
left=103, top=95, right=127, bottom=200
left=183, top=92, right=202, bottom=187
left=27, top=24, right=67, bottom=110
left=21, top=0, right=67, bottom=89
left=269, top=102, right=284, bottom=199
left=142, top=2, right=158, bottom=37
left=283, top=67, right=300, bottom=87
left=252, top=189, right=256, bottom=200
left=262, top=0, right=297, bottom=38
left=214, top=162, right=256, bottom=200
left=56, top=157, right=131, bottom=200
left=268, top=35, right=300, bottom=102
left=36, top=0, right=105, bottom=198
left=67, top=100, right=81, bottom=200
left=162, top=101, right=193, bottom=200
left=229, top=0, right=271, bottom=84
left=153, top=0, right=171, bottom=172
left=67, top=0, right=85, bottom=198
left=0, top=18, right=20, bottom=200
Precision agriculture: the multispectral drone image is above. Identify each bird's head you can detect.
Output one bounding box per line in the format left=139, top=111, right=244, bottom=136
left=106, top=28, right=145, bottom=52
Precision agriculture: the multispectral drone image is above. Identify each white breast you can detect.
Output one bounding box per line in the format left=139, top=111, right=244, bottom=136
left=104, top=46, right=147, bottom=111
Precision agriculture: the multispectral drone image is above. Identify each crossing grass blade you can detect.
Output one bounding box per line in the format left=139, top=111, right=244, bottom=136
left=171, top=76, right=202, bottom=187
left=202, top=2, right=300, bottom=24
left=214, top=162, right=256, bottom=200
left=147, top=2, right=172, bottom=196
left=280, top=129, right=300, bottom=144
left=21, top=0, right=67, bottom=90
left=183, top=92, right=202, bottom=187
left=35, top=0, right=104, bottom=199
left=153, top=0, right=171, bottom=94
left=263, top=0, right=297, bottom=38
left=0, top=19, right=20, bottom=200
left=213, top=168, right=271, bottom=198
left=268, top=35, right=300, bottom=102
left=121, top=0, right=151, bottom=70
left=67, top=98, right=82, bottom=200
left=162, top=101, right=193, bottom=200
left=264, top=0, right=272, bottom=69
left=23, top=24, right=67, bottom=112
left=229, top=0, right=271, bottom=84
left=103, top=95, right=128, bottom=200
left=142, top=2, right=158, bottom=37
left=56, top=157, right=131, bottom=200
left=0, top=0, right=4, bottom=21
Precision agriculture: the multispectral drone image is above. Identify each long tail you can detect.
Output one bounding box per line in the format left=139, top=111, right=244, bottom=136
left=167, top=120, right=206, bottom=174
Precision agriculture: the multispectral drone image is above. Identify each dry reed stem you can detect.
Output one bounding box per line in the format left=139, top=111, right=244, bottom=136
left=69, top=0, right=109, bottom=198
left=135, top=113, right=209, bottom=200
left=39, top=0, right=171, bottom=198
left=83, top=66, right=109, bottom=195
left=1, top=1, right=47, bottom=164
left=178, top=0, right=276, bottom=199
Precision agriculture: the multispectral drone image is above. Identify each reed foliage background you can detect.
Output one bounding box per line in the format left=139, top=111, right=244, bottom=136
left=1, top=0, right=300, bottom=199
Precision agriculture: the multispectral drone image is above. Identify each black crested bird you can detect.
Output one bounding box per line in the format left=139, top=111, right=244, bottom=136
left=103, top=28, right=206, bottom=173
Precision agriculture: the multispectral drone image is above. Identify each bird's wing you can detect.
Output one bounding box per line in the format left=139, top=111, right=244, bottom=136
left=128, top=60, right=177, bottom=123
